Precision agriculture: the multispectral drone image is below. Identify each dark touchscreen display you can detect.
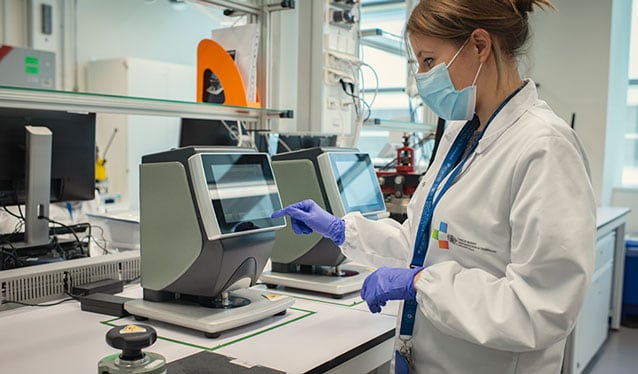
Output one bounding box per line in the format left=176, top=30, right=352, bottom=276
left=202, top=153, right=284, bottom=234
left=329, top=153, right=385, bottom=215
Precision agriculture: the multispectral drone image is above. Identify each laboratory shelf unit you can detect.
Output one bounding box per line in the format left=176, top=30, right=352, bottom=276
left=360, top=28, right=405, bottom=56
left=363, top=117, right=435, bottom=133
left=0, top=85, right=290, bottom=122
left=193, top=0, right=293, bottom=15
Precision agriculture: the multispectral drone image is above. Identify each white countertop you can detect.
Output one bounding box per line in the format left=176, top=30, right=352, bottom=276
left=0, top=282, right=397, bottom=373
left=597, top=206, right=631, bottom=228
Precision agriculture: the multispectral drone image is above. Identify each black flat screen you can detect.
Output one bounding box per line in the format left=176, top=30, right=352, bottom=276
left=202, top=153, right=284, bottom=235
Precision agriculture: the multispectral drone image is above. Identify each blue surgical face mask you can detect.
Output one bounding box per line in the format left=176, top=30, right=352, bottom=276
left=415, top=41, right=483, bottom=121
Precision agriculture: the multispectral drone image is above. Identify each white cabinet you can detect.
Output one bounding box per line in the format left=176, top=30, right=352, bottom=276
left=87, top=58, right=196, bottom=209
left=568, top=231, right=616, bottom=374
left=561, top=207, right=632, bottom=373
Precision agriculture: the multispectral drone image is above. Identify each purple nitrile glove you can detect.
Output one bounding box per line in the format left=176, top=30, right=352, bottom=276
left=360, top=266, right=424, bottom=313
left=271, top=199, right=345, bottom=245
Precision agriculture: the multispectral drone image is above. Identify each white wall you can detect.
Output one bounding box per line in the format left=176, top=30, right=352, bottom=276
left=87, top=58, right=196, bottom=209
left=604, top=0, right=633, bottom=200
left=75, top=0, right=221, bottom=93
left=528, top=0, right=610, bottom=206
left=2, top=0, right=224, bottom=96
left=528, top=0, right=633, bottom=216
left=612, top=189, right=638, bottom=233
left=0, top=0, right=29, bottom=47
left=608, top=0, right=638, bottom=234
left=630, top=1, right=638, bottom=79
left=1, top=0, right=62, bottom=87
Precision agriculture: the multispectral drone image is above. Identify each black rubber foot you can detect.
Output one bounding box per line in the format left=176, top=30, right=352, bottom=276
left=274, top=309, right=287, bottom=317
left=265, top=283, right=277, bottom=289
left=204, top=332, right=221, bottom=339
left=331, top=294, right=344, bottom=299
left=133, top=315, right=148, bottom=321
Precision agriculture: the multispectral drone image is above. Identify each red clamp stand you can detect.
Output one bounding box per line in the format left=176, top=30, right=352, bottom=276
left=396, top=135, right=414, bottom=173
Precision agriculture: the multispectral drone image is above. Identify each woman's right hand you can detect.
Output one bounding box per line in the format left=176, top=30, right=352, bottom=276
left=271, top=199, right=345, bottom=245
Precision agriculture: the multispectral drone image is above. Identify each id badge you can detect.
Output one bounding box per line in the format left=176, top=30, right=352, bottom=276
left=395, top=350, right=410, bottom=374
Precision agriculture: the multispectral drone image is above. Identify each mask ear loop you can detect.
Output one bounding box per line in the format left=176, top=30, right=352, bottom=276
left=446, top=39, right=470, bottom=68
left=471, top=63, right=483, bottom=87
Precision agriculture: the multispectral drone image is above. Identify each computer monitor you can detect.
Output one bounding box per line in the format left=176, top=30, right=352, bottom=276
left=0, top=108, right=96, bottom=206
left=269, top=147, right=387, bottom=272
left=0, top=107, right=95, bottom=261
left=179, top=118, right=240, bottom=147
left=126, top=146, right=293, bottom=337
left=276, top=134, right=337, bottom=153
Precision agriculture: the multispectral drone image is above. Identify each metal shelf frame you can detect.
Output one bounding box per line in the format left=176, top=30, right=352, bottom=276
left=0, top=86, right=289, bottom=122
left=363, top=117, right=435, bottom=133
left=0, top=0, right=296, bottom=124
left=360, top=28, right=405, bottom=56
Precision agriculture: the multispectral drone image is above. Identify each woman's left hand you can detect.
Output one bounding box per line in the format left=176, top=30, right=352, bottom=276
left=360, top=266, right=424, bottom=313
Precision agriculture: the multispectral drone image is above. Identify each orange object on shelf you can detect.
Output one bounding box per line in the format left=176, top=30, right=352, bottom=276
left=196, top=39, right=260, bottom=108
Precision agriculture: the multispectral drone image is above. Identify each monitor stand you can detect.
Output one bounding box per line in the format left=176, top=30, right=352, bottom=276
left=4, top=126, right=87, bottom=267
left=124, top=288, right=294, bottom=338
left=24, top=126, right=52, bottom=247
left=259, top=263, right=373, bottom=299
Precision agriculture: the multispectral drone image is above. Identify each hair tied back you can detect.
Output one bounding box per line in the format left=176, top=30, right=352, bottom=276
left=511, top=0, right=531, bottom=14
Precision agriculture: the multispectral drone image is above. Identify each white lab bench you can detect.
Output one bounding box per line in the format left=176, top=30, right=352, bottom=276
left=0, top=281, right=397, bottom=373
left=563, top=206, right=631, bottom=374
left=1, top=207, right=628, bottom=373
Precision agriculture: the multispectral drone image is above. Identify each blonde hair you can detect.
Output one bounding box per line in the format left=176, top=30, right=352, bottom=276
left=406, top=0, right=555, bottom=74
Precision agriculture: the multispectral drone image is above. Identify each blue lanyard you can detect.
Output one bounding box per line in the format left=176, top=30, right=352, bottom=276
left=399, top=84, right=525, bottom=337
left=410, top=118, right=479, bottom=269
left=399, top=117, right=479, bottom=335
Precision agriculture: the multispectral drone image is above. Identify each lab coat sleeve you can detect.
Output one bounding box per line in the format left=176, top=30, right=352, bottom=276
left=340, top=212, right=412, bottom=268
left=415, top=135, right=596, bottom=352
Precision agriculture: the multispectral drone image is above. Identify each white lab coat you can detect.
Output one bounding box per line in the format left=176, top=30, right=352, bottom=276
left=341, top=80, right=596, bottom=374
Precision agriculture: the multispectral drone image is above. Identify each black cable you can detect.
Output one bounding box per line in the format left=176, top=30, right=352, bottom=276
left=0, top=247, right=20, bottom=270
left=48, top=235, right=64, bottom=259
left=74, top=222, right=92, bottom=252
left=340, top=79, right=365, bottom=119
left=2, top=297, right=75, bottom=307
left=38, top=216, right=83, bottom=256
left=2, top=205, right=23, bottom=221
left=346, top=82, right=373, bottom=121
left=361, top=99, right=372, bottom=122
left=16, top=203, right=24, bottom=219
left=0, top=238, right=16, bottom=250
left=64, top=290, right=83, bottom=301
left=90, top=224, right=109, bottom=254
left=1, top=209, right=23, bottom=269
left=379, top=157, right=397, bottom=171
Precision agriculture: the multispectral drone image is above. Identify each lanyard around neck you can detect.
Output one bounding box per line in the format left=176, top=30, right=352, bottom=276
left=410, top=116, right=480, bottom=269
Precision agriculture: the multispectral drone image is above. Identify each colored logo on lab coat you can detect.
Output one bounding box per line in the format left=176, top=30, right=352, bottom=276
left=431, top=222, right=449, bottom=250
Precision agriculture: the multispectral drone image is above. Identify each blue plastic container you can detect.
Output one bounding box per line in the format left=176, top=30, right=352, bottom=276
left=623, top=238, right=638, bottom=303
left=622, top=237, right=638, bottom=326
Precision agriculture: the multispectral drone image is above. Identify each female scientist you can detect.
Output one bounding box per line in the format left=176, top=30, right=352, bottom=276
left=272, top=0, right=596, bottom=372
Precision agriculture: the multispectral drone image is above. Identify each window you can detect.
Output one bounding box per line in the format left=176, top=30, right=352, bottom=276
left=360, top=1, right=409, bottom=120
left=625, top=0, right=638, bottom=186
left=358, top=1, right=435, bottom=171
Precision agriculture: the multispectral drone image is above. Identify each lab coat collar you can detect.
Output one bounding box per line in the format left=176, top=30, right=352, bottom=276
left=439, top=79, right=537, bottom=159
left=474, top=79, right=538, bottom=154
